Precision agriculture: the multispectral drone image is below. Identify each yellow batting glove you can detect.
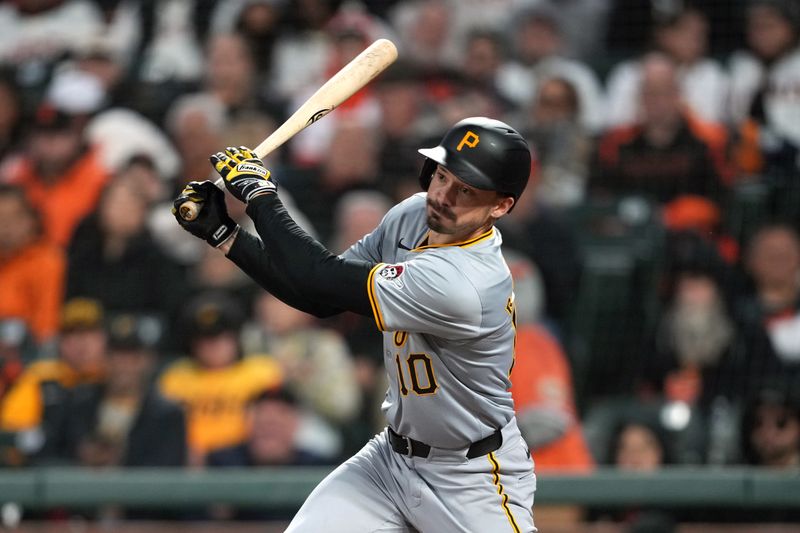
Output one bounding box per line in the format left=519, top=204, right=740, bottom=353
left=210, top=146, right=277, bottom=203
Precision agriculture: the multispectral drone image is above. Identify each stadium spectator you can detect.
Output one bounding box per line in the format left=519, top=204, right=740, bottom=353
left=0, top=1, right=103, bottom=82
left=371, top=61, right=427, bottom=191
left=58, top=313, right=185, bottom=468
left=208, top=386, right=328, bottom=467
left=508, top=0, right=612, bottom=65
left=133, top=0, right=214, bottom=85
left=203, top=32, right=283, bottom=121
left=741, top=388, right=800, bottom=469
left=605, top=4, right=729, bottom=127
left=640, top=235, right=736, bottom=406
left=79, top=67, right=182, bottom=185
left=206, top=386, right=328, bottom=521
left=286, top=6, right=383, bottom=169
left=283, top=122, right=382, bottom=242
left=389, top=0, right=459, bottom=71
left=2, top=92, right=111, bottom=247
left=506, top=251, right=594, bottom=473
left=166, top=92, right=228, bottom=187
left=210, top=0, right=286, bottom=80
left=150, top=93, right=229, bottom=265
left=739, top=224, right=800, bottom=377
left=111, top=154, right=168, bottom=208
left=730, top=0, right=800, bottom=224
left=188, top=244, right=259, bottom=315
left=612, top=417, right=672, bottom=471
left=241, top=292, right=360, bottom=457
left=724, top=387, right=800, bottom=522
left=518, top=76, right=593, bottom=209
left=66, top=178, right=187, bottom=344
left=158, top=291, right=282, bottom=465
left=497, top=175, right=582, bottom=334
left=459, top=28, right=514, bottom=111
left=729, top=0, right=800, bottom=168
left=0, top=298, right=107, bottom=465
left=329, top=190, right=393, bottom=254
left=586, top=409, right=678, bottom=526
left=591, top=53, right=730, bottom=208
left=271, top=0, right=340, bottom=101
left=496, top=4, right=605, bottom=131
left=0, top=184, right=65, bottom=343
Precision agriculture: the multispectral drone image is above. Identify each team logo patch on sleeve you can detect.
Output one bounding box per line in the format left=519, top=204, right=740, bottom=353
left=379, top=265, right=404, bottom=280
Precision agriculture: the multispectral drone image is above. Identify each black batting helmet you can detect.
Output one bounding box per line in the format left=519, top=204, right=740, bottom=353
left=418, top=117, right=531, bottom=207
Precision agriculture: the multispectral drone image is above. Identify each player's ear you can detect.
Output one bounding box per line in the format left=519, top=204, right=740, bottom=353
left=490, top=195, right=515, bottom=218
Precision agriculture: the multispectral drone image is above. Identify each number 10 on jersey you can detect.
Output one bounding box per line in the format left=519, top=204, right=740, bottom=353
left=393, top=331, right=438, bottom=396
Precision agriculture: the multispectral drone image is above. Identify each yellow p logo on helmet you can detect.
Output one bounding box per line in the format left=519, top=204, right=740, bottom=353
left=456, top=131, right=480, bottom=151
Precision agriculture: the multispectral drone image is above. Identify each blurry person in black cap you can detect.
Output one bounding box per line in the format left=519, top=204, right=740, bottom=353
left=0, top=298, right=107, bottom=465
left=208, top=386, right=327, bottom=467
left=206, top=385, right=328, bottom=521
left=57, top=313, right=186, bottom=470
left=2, top=70, right=111, bottom=247
left=158, top=291, right=282, bottom=466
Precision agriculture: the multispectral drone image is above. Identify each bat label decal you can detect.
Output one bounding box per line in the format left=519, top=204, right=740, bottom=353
left=306, top=107, right=335, bottom=126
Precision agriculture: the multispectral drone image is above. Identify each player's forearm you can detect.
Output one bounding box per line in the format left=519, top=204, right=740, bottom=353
left=226, top=228, right=344, bottom=318
left=245, top=194, right=375, bottom=316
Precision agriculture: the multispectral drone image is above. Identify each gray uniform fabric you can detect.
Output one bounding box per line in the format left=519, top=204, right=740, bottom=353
left=286, top=193, right=536, bottom=532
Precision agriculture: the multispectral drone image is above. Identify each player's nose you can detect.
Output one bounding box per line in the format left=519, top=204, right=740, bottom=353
left=432, top=182, right=458, bottom=206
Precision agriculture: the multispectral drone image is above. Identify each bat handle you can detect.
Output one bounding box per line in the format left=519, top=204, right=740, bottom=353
left=178, top=178, right=225, bottom=221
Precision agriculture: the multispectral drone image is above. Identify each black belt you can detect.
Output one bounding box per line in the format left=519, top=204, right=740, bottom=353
left=388, top=427, right=503, bottom=459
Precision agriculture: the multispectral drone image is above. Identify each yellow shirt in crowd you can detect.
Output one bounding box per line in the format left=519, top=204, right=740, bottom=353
left=0, top=359, right=102, bottom=431
left=158, top=355, right=282, bottom=455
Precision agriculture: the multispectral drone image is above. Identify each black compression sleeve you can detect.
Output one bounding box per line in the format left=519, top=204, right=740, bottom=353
left=227, top=230, right=344, bottom=318
left=241, top=194, right=376, bottom=317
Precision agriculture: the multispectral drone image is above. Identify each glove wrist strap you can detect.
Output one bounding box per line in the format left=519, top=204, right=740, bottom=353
left=209, top=221, right=239, bottom=248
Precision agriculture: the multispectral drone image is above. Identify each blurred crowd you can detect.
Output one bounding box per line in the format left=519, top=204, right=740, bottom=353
left=1, top=0, right=800, bottom=526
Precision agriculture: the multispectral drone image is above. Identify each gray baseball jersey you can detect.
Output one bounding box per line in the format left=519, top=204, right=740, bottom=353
left=287, top=193, right=536, bottom=532
left=343, top=193, right=517, bottom=449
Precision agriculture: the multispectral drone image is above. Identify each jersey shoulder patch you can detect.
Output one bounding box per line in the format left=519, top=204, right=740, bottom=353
left=378, top=264, right=404, bottom=280
left=375, top=263, right=405, bottom=288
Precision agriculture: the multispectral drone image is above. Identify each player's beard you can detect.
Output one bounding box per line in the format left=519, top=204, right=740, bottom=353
left=426, top=198, right=457, bottom=233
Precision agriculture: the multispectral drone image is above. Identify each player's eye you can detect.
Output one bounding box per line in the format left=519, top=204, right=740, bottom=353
left=460, top=187, right=472, bottom=195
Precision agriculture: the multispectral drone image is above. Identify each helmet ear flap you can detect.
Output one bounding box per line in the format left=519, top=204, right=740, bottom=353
left=418, top=158, right=438, bottom=191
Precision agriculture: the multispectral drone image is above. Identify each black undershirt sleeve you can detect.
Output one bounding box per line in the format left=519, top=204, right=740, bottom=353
left=226, top=230, right=343, bottom=317
left=227, top=194, right=377, bottom=317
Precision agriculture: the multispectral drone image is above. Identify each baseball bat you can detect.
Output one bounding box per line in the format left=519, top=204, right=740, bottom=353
left=179, top=38, right=399, bottom=221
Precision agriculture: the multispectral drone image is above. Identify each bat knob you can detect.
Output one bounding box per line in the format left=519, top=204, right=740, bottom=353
left=179, top=201, right=201, bottom=221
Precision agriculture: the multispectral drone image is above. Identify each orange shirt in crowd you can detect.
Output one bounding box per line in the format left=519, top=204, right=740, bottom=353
left=159, top=355, right=283, bottom=457
left=0, top=240, right=65, bottom=341
left=7, top=148, right=110, bottom=247
left=510, top=325, right=595, bottom=473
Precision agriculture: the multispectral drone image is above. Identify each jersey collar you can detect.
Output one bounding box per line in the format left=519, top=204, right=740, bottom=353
left=411, top=228, right=495, bottom=251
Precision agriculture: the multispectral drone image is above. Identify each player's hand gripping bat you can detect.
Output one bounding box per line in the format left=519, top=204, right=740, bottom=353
left=178, top=38, right=398, bottom=221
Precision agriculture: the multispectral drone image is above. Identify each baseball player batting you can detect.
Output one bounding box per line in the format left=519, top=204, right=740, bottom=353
left=173, top=117, right=537, bottom=532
